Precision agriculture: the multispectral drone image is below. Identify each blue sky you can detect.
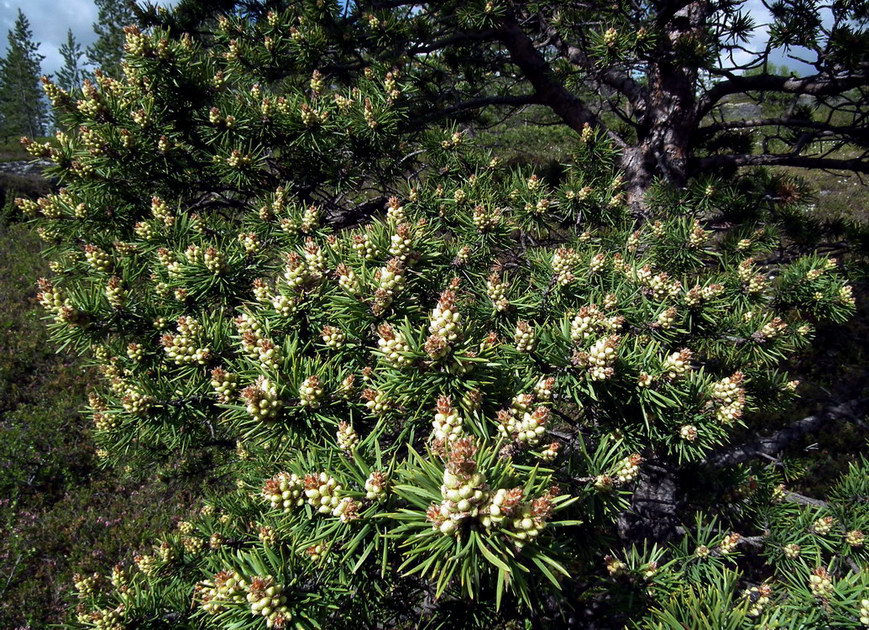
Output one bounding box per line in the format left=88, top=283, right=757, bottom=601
left=0, top=0, right=813, bottom=77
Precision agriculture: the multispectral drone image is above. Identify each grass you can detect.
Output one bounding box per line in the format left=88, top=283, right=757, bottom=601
left=0, top=136, right=56, bottom=163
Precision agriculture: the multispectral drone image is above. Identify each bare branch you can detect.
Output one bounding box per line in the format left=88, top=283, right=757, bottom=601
left=413, top=93, right=539, bottom=124
left=697, top=118, right=869, bottom=145
left=698, top=70, right=869, bottom=118
left=707, top=397, right=869, bottom=467
left=692, top=153, right=869, bottom=174
left=495, top=18, right=625, bottom=146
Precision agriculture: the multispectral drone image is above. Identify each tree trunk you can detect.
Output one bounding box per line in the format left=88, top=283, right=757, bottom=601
left=621, top=2, right=707, bottom=213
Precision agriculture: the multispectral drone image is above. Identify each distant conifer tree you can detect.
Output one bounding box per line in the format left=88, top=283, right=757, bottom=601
left=0, top=9, right=47, bottom=139
left=87, top=0, right=136, bottom=77
left=57, top=29, right=85, bottom=92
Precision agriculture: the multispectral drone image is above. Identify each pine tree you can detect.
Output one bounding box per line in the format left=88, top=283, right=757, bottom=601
left=23, top=3, right=869, bottom=627
left=87, top=0, right=136, bottom=77
left=57, top=29, right=85, bottom=92
left=0, top=9, right=46, bottom=139
left=140, top=0, right=869, bottom=212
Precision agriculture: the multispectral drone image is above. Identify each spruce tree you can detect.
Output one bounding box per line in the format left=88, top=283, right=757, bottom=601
left=87, top=0, right=136, bottom=77
left=0, top=9, right=46, bottom=139
left=57, top=29, right=85, bottom=93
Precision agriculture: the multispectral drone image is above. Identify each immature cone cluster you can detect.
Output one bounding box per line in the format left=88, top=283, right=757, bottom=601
left=711, top=372, right=745, bottom=424
left=247, top=575, right=290, bottom=628
left=210, top=368, right=238, bottom=402
left=321, top=325, right=345, bottom=349
left=679, top=425, right=698, bottom=442
left=365, top=471, right=388, bottom=500
left=427, top=286, right=462, bottom=358
left=783, top=543, right=801, bottom=558
left=373, top=258, right=406, bottom=314
left=199, top=570, right=248, bottom=614
left=284, top=252, right=312, bottom=291
left=514, top=321, right=537, bottom=353
left=498, top=405, right=549, bottom=446
left=37, top=278, right=71, bottom=320
left=811, top=516, right=836, bottom=535
left=337, top=422, right=359, bottom=452
left=389, top=223, right=413, bottom=260
left=134, top=554, right=157, bottom=577
left=105, top=277, right=126, bottom=309
left=570, top=305, right=622, bottom=344
left=662, top=348, right=692, bottom=379
left=120, top=385, right=152, bottom=416
left=613, top=454, right=642, bottom=485
left=83, top=607, right=125, bottom=630
left=719, top=532, right=741, bottom=554
left=298, top=375, right=324, bottom=408
left=301, top=204, right=321, bottom=233
left=241, top=377, right=282, bottom=420
left=336, top=263, right=361, bottom=295
left=684, top=282, right=724, bottom=307
left=161, top=317, right=210, bottom=365
left=150, top=196, right=173, bottom=226
left=126, top=343, right=143, bottom=362
left=480, top=486, right=523, bottom=530
left=362, top=388, right=390, bottom=416
left=255, top=338, right=281, bottom=369
left=427, top=438, right=490, bottom=536
left=539, top=441, right=561, bottom=461
left=85, top=244, right=112, bottom=272
left=203, top=247, right=226, bottom=274
left=432, top=396, right=464, bottom=441
left=552, top=248, right=577, bottom=285
left=156, top=248, right=181, bottom=276
left=332, top=496, right=361, bottom=522
left=508, top=495, right=554, bottom=548
left=846, top=529, right=865, bottom=547
left=93, top=412, right=118, bottom=432
left=303, top=238, right=326, bottom=275
left=741, top=585, right=772, bottom=617
left=377, top=323, right=411, bottom=367
left=352, top=232, right=379, bottom=260
left=534, top=377, right=555, bottom=401
left=74, top=572, right=101, bottom=598
left=754, top=314, right=788, bottom=340
left=304, top=473, right=343, bottom=515
left=582, top=335, right=620, bottom=380
left=262, top=473, right=304, bottom=512
left=738, top=258, right=766, bottom=294
left=808, top=567, right=833, bottom=598
left=473, top=204, right=501, bottom=232
left=589, top=252, right=606, bottom=273
left=605, top=555, right=627, bottom=576
left=656, top=307, right=677, bottom=329
left=486, top=272, right=510, bottom=312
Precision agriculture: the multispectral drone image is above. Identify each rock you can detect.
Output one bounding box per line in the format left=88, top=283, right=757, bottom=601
left=720, top=102, right=762, bottom=120
left=0, top=160, right=51, bottom=178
